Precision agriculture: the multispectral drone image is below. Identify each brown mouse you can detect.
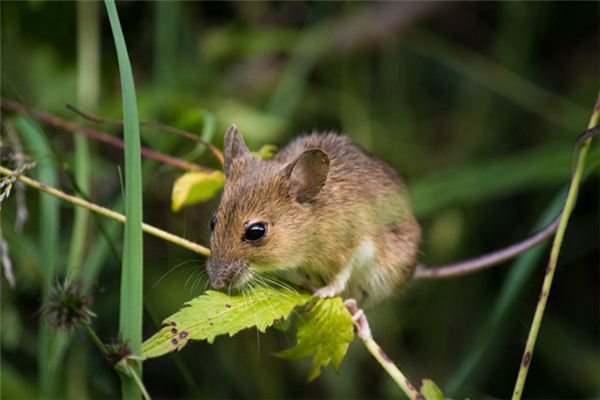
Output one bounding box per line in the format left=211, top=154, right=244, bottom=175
left=207, top=125, right=421, bottom=308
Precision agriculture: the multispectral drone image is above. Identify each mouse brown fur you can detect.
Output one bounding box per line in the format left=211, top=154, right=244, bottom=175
left=208, top=125, right=421, bottom=307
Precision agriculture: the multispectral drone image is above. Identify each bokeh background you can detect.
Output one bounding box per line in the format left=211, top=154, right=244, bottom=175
left=1, top=1, right=599, bottom=399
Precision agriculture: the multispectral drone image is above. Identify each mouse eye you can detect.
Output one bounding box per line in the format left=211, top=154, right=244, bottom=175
left=209, top=215, right=217, bottom=232
left=243, top=222, right=267, bottom=242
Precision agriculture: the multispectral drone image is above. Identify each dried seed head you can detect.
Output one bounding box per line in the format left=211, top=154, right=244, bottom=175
left=43, top=280, right=94, bottom=330
left=104, top=337, right=133, bottom=367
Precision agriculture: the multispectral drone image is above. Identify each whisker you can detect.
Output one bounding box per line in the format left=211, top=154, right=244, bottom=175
left=149, top=260, right=198, bottom=292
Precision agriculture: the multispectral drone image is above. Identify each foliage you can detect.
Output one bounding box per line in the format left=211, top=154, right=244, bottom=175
left=171, top=171, right=225, bottom=212
left=254, top=144, right=279, bottom=159
left=420, top=379, right=445, bottom=400
left=276, top=297, right=354, bottom=381
left=143, top=288, right=356, bottom=382
left=143, top=287, right=310, bottom=357
left=1, top=2, right=598, bottom=399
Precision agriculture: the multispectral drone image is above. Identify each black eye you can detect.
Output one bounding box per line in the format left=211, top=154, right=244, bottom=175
left=209, top=215, right=217, bottom=232
left=243, top=222, right=267, bottom=242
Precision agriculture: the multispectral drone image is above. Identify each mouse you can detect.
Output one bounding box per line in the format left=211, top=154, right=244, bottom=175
left=207, top=125, right=421, bottom=309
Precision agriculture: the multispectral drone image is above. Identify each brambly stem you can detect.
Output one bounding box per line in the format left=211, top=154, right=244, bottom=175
left=511, top=93, right=600, bottom=400
left=362, top=335, right=420, bottom=399
left=1, top=99, right=211, bottom=173
left=0, top=166, right=210, bottom=257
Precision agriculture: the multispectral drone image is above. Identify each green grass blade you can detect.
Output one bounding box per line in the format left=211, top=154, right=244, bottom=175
left=410, top=143, right=599, bottom=218
left=66, top=1, right=99, bottom=282
left=267, top=22, right=329, bottom=118
left=14, top=116, right=60, bottom=398
left=406, top=31, right=588, bottom=130
left=153, top=0, right=179, bottom=88
left=104, top=1, right=144, bottom=398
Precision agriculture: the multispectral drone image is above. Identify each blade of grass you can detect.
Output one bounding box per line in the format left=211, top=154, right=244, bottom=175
left=62, top=4, right=100, bottom=396
left=67, top=0, right=99, bottom=283
left=104, top=1, right=144, bottom=399
left=267, top=22, right=330, bottom=118
left=14, top=116, right=60, bottom=398
left=410, top=142, right=600, bottom=218
left=153, top=1, right=179, bottom=89
left=405, top=30, right=588, bottom=130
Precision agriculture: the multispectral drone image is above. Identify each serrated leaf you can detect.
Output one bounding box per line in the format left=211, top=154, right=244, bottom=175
left=142, top=287, right=310, bottom=359
left=254, top=144, right=278, bottom=159
left=171, top=170, right=225, bottom=212
left=276, top=297, right=354, bottom=381
left=420, top=379, right=445, bottom=400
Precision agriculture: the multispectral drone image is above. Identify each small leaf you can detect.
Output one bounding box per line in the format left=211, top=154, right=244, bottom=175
left=254, top=144, right=278, bottom=159
left=420, top=379, right=445, bottom=400
left=171, top=170, right=225, bottom=212
left=276, top=297, right=354, bottom=381
left=142, top=287, right=310, bottom=359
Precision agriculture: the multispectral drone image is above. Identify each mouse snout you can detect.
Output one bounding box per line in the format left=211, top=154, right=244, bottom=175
left=207, top=258, right=247, bottom=290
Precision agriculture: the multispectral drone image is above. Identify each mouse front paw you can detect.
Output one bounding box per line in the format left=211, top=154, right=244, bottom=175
left=313, top=285, right=341, bottom=299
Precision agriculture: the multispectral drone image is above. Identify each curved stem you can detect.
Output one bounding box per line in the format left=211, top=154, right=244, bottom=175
left=65, top=103, right=224, bottom=165
left=0, top=166, right=210, bottom=257
left=345, top=300, right=420, bottom=399
left=1, top=99, right=211, bottom=173
left=362, top=335, right=420, bottom=399
left=511, top=94, right=600, bottom=399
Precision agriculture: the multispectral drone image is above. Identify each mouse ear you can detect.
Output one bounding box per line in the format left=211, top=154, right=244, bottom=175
left=283, top=148, right=330, bottom=203
left=223, top=124, right=250, bottom=176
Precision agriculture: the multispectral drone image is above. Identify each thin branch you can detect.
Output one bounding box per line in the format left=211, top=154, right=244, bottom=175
left=0, top=165, right=210, bottom=257
left=362, top=337, right=421, bottom=400
left=65, top=103, right=224, bottom=165
left=511, top=93, right=600, bottom=399
left=1, top=99, right=212, bottom=173
left=345, top=300, right=420, bottom=399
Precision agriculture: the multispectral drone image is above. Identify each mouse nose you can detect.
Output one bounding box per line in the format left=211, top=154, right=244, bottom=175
left=207, top=258, right=245, bottom=290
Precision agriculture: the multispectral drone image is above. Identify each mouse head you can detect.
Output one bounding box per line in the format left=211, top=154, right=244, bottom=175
left=207, top=125, right=330, bottom=290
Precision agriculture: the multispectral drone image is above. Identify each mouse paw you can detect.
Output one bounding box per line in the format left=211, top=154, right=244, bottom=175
left=313, top=285, right=340, bottom=299
left=344, top=298, right=371, bottom=340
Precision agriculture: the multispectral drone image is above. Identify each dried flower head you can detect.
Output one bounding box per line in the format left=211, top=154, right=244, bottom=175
left=43, top=280, right=94, bottom=330
left=104, top=337, right=133, bottom=367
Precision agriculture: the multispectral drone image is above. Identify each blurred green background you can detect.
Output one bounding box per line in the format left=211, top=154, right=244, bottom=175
left=1, top=1, right=598, bottom=399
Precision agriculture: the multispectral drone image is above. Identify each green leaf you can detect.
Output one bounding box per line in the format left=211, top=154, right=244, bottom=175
left=254, top=144, right=278, bottom=159
left=171, top=170, right=225, bottom=212
left=420, top=379, right=445, bottom=400
left=276, top=297, right=354, bottom=382
left=142, top=287, right=310, bottom=359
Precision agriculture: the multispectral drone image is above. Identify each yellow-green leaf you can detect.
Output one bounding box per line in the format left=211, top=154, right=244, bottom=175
left=420, top=379, right=445, bottom=400
left=142, top=287, right=310, bottom=359
left=254, top=144, right=278, bottom=159
left=171, top=170, right=225, bottom=212
left=276, top=297, right=354, bottom=381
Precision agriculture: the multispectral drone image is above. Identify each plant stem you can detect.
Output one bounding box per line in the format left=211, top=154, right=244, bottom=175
left=0, top=166, right=210, bottom=256
left=1, top=99, right=210, bottom=173
left=83, top=323, right=109, bottom=358
left=511, top=93, right=600, bottom=400
left=362, top=336, right=420, bottom=399
left=125, top=364, right=152, bottom=400
left=15, top=116, right=60, bottom=398
left=65, top=103, right=224, bottom=165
